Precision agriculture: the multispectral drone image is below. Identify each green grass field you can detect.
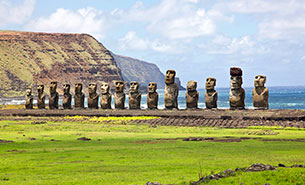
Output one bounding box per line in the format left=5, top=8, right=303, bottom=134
left=0, top=116, right=304, bottom=185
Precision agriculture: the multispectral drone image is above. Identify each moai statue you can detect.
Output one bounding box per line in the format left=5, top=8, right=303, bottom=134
left=100, top=82, right=111, bottom=109
left=185, top=80, right=199, bottom=109
left=37, top=84, right=45, bottom=109
left=62, top=84, right=72, bottom=109
left=88, top=83, right=99, bottom=109
left=229, top=67, right=245, bottom=110
left=129, top=81, right=141, bottom=109
left=114, top=81, right=125, bottom=109
left=205, top=78, right=218, bottom=109
left=253, top=75, right=269, bottom=109
left=164, top=70, right=178, bottom=110
left=25, top=88, right=33, bottom=109
left=147, top=82, right=158, bottom=110
left=74, top=83, right=85, bottom=109
left=49, top=81, right=59, bottom=109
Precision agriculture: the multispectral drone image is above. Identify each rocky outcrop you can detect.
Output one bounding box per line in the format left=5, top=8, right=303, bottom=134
left=0, top=31, right=123, bottom=97
left=112, top=53, right=185, bottom=91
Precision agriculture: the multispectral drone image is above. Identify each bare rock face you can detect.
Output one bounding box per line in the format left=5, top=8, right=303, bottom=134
left=0, top=31, right=123, bottom=97
left=74, top=83, right=85, bottom=109
left=88, top=83, right=99, bottom=109
left=100, top=82, right=111, bottom=109
left=164, top=70, right=178, bottom=110
left=253, top=75, right=269, bottom=109
left=229, top=67, right=245, bottom=110
left=114, top=81, right=125, bottom=109
left=62, top=84, right=72, bottom=109
left=186, top=80, right=198, bottom=109
left=205, top=77, right=217, bottom=109
left=49, top=81, right=59, bottom=109
left=37, top=84, right=45, bottom=109
left=25, top=88, right=33, bottom=109
left=147, top=82, right=158, bottom=110
left=129, top=81, right=141, bottom=109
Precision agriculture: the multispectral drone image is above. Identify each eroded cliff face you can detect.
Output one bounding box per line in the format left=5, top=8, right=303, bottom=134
left=0, top=31, right=123, bottom=97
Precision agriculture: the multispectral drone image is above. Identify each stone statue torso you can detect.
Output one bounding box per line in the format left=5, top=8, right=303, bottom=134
left=252, top=87, right=269, bottom=109
left=88, top=93, right=99, bottom=109
left=129, top=92, right=141, bottom=109
left=25, top=95, right=33, bottom=109
left=114, top=92, right=125, bottom=109
left=37, top=94, right=45, bottom=109
left=205, top=91, right=217, bottom=109
left=49, top=92, right=59, bottom=109
left=100, top=94, right=112, bottom=109
left=186, top=91, right=198, bottom=109
left=74, top=93, right=85, bottom=108
left=229, top=88, right=245, bottom=109
left=63, top=93, right=72, bottom=109
left=164, top=83, right=178, bottom=109
left=147, top=92, right=158, bottom=109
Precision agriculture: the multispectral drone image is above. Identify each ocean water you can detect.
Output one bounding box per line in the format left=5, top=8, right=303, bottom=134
left=1, top=86, right=305, bottom=110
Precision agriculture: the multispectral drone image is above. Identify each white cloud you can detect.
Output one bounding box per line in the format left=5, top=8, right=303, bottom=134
left=120, top=0, right=231, bottom=40
left=200, top=35, right=267, bottom=55
left=119, top=31, right=176, bottom=53
left=0, top=0, right=35, bottom=26
left=26, top=7, right=106, bottom=39
left=217, top=0, right=305, bottom=40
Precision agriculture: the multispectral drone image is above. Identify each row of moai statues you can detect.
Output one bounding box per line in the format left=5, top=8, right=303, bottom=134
left=25, top=80, right=158, bottom=110
left=25, top=67, right=268, bottom=110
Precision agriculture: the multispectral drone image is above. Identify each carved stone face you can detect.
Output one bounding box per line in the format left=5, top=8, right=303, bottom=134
left=89, top=83, right=97, bottom=94
left=148, top=82, right=157, bottom=93
left=165, top=70, right=176, bottom=84
left=254, top=75, right=266, bottom=88
left=100, top=82, right=110, bottom=94
left=130, top=81, right=139, bottom=93
left=230, top=76, right=242, bottom=89
left=75, top=83, right=83, bottom=93
left=63, top=84, right=70, bottom=94
left=206, top=78, right=216, bottom=90
left=115, top=81, right=124, bottom=93
left=187, top=81, right=197, bottom=92
left=26, top=88, right=32, bottom=96
left=37, top=85, right=44, bottom=94
left=50, top=81, right=57, bottom=93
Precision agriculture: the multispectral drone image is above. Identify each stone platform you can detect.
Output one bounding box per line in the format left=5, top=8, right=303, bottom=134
left=1, top=109, right=305, bottom=128
left=0, top=108, right=305, bottom=120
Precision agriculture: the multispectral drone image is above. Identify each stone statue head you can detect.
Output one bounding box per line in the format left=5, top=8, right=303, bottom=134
left=37, top=84, right=44, bottom=94
left=187, top=80, right=197, bottom=92
left=129, top=81, right=139, bottom=93
left=115, top=81, right=124, bottom=93
left=100, top=82, right=110, bottom=94
left=88, top=83, right=97, bottom=94
left=230, top=67, right=243, bottom=90
left=165, top=70, right=176, bottom=85
left=75, top=83, right=83, bottom=94
left=50, top=81, right=57, bottom=93
left=254, top=75, right=266, bottom=88
left=26, top=88, right=32, bottom=96
left=206, top=77, right=216, bottom=90
left=148, top=82, right=157, bottom=93
left=63, top=84, right=70, bottom=94
left=230, top=76, right=242, bottom=89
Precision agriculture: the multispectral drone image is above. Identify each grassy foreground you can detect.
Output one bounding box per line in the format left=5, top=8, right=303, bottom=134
left=0, top=116, right=304, bottom=185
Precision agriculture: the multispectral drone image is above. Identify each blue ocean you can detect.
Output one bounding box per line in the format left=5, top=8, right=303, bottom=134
left=1, top=86, right=305, bottom=110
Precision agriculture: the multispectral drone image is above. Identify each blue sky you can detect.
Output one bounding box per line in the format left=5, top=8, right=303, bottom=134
left=1, top=0, right=305, bottom=88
